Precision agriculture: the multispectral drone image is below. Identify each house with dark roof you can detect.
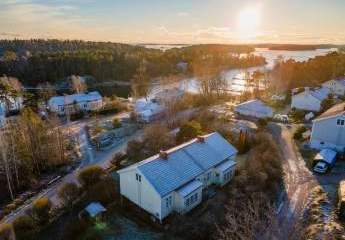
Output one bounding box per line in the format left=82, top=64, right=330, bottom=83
left=310, top=102, right=345, bottom=152
left=117, top=132, right=237, bottom=221
left=291, top=87, right=330, bottom=112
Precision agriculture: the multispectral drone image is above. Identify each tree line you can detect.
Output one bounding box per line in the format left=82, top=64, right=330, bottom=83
left=0, top=40, right=265, bottom=87
left=270, top=51, right=345, bottom=91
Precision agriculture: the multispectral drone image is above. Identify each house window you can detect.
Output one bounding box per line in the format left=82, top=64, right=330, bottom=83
left=337, top=119, right=345, bottom=126
left=166, top=196, right=172, bottom=208
left=185, top=193, right=198, bottom=207
left=207, top=172, right=211, bottom=181
left=135, top=173, right=141, bottom=182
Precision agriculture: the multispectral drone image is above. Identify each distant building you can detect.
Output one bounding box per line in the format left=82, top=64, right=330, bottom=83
left=310, top=102, right=345, bottom=152
left=133, top=88, right=184, bottom=123
left=118, top=132, right=237, bottom=221
left=134, top=99, right=165, bottom=123
left=0, top=96, right=24, bottom=114
left=234, top=99, right=273, bottom=119
left=48, top=91, right=103, bottom=115
left=291, top=87, right=330, bottom=112
left=322, top=78, right=345, bottom=96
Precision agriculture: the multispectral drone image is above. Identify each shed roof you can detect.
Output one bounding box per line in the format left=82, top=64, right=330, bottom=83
left=118, top=132, right=237, bottom=197
left=85, top=202, right=106, bottom=217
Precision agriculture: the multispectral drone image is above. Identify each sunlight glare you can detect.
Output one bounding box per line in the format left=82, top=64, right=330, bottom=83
left=237, top=7, right=261, bottom=41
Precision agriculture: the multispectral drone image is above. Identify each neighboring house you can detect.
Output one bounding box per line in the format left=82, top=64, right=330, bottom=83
left=291, top=87, right=330, bottom=112
left=0, top=108, right=6, bottom=127
left=117, top=132, right=237, bottom=221
left=134, top=99, right=165, bottom=123
left=48, top=91, right=103, bottom=115
left=322, top=78, right=345, bottom=96
left=0, top=96, right=24, bottom=114
left=234, top=99, right=273, bottom=119
left=310, top=102, right=345, bottom=152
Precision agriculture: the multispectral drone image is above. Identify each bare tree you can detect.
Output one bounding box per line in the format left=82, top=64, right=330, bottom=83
left=131, top=61, right=150, bottom=100
left=71, top=75, right=87, bottom=93
left=217, top=193, right=280, bottom=240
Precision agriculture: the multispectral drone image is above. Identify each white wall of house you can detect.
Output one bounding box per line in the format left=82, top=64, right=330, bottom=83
left=291, top=92, right=322, bottom=112
left=322, top=80, right=345, bottom=96
left=118, top=168, right=163, bottom=220
left=310, top=115, right=345, bottom=152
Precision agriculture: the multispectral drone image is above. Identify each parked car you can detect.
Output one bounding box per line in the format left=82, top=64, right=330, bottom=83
left=313, top=148, right=337, bottom=174
left=273, top=114, right=289, bottom=123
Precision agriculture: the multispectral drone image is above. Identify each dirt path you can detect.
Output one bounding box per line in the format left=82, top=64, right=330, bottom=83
left=269, top=123, right=319, bottom=238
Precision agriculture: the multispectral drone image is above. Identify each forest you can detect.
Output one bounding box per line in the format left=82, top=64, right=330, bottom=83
left=270, top=50, right=345, bottom=91
left=0, top=40, right=265, bottom=87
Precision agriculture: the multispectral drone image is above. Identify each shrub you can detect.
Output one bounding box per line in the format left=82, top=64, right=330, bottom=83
left=294, top=126, right=307, bottom=140
left=70, top=111, right=85, bottom=121
left=87, top=177, right=118, bottom=205
left=257, top=118, right=268, bottom=128
left=62, top=219, right=91, bottom=240
left=58, top=182, right=80, bottom=209
left=4, top=204, right=16, bottom=214
left=176, top=120, right=202, bottom=144
left=77, top=165, right=106, bottom=188
left=112, top=118, right=122, bottom=129
left=32, top=197, right=52, bottom=224
left=0, top=223, right=14, bottom=240
left=12, top=215, right=36, bottom=240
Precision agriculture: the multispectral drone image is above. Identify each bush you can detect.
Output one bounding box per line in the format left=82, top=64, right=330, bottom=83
left=87, top=177, right=118, bottom=205
left=32, top=197, right=52, bottom=225
left=290, top=109, right=305, bottom=122
left=257, top=118, right=268, bottom=128
left=62, top=219, right=91, bottom=240
left=112, top=118, right=122, bottom=129
left=58, top=182, right=80, bottom=208
left=176, top=120, right=202, bottom=144
left=294, top=126, right=307, bottom=140
left=0, top=223, right=14, bottom=240
left=70, top=111, right=85, bottom=121
left=12, top=216, right=36, bottom=240
left=77, top=165, right=106, bottom=188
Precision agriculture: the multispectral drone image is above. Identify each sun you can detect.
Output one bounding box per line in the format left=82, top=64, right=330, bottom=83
left=237, top=7, right=261, bottom=41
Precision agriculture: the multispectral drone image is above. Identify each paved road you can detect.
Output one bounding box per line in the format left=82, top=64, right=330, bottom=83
left=1, top=112, right=141, bottom=224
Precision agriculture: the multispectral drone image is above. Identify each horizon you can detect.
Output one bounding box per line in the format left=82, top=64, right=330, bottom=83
left=1, top=0, right=345, bottom=44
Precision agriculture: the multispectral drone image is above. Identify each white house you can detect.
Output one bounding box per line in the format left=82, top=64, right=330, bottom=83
left=234, top=99, right=273, bottom=119
left=134, top=99, right=165, bottom=123
left=117, top=132, right=237, bottom=221
left=291, top=87, right=330, bottom=112
left=310, top=102, right=345, bottom=152
left=0, top=96, right=24, bottom=114
left=322, top=78, right=345, bottom=96
left=48, top=91, right=103, bottom=115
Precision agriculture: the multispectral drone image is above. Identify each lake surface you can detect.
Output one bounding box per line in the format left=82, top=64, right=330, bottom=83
left=144, top=46, right=337, bottom=97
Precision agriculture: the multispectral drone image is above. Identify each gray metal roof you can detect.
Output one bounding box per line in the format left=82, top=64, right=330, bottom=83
left=136, top=132, right=237, bottom=197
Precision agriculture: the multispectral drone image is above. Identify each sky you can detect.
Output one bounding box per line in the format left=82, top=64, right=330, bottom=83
left=1, top=0, right=345, bottom=44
